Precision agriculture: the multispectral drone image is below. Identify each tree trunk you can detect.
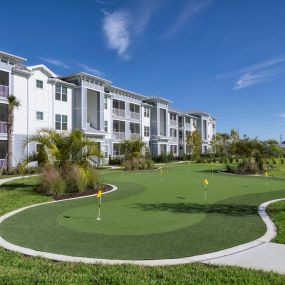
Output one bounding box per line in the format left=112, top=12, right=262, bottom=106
left=7, top=109, right=13, bottom=173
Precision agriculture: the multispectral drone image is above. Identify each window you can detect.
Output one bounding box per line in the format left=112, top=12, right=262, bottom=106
left=104, top=121, right=108, bottom=132
left=36, top=111, right=43, bottom=120
left=104, top=96, right=108, bottom=109
left=185, top=117, right=191, bottom=124
left=55, top=114, right=68, bottom=130
left=170, top=145, right=177, bottom=155
left=36, top=80, right=43, bottom=89
left=170, top=128, right=177, bottom=137
left=213, top=124, right=216, bottom=129
left=113, top=99, right=125, bottom=110
left=193, top=120, right=197, bottom=128
left=55, top=85, right=68, bottom=102
left=144, top=126, right=150, bottom=137
left=144, top=107, right=150, bottom=118
left=130, top=103, right=140, bottom=113
left=0, top=140, right=8, bottom=159
left=104, top=145, right=108, bottom=158
left=130, top=122, right=140, bottom=134
left=170, top=113, right=176, bottom=121
left=0, top=104, right=8, bottom=122
left=113, top=143, right=124, bottom=156
left=113, top=120, right=125, bottom=133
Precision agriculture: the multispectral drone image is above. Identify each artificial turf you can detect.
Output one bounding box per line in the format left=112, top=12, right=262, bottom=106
left=0, top=164, right=284, bottom=260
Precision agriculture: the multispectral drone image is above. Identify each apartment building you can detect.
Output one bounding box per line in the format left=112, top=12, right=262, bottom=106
left=0, top=50, right=216, bottom=167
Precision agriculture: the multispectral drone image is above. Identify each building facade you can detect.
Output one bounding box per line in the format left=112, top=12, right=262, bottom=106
left=0, top=50, right=216, bottom=167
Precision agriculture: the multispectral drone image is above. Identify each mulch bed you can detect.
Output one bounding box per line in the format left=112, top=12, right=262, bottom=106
left=39, top=184, right=113, bottom=201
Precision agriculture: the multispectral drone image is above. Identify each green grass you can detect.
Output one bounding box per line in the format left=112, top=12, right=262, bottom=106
left=1, top=164, right=285, bottom=260
left=267, top=200, right=285, bottom=244
left=0, top=168, right=284, bottom=284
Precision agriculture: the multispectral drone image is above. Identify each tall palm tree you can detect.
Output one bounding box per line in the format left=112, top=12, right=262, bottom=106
left=7, top=95, right=20, bottom=172
left=23, top=129, right=101, bottom=177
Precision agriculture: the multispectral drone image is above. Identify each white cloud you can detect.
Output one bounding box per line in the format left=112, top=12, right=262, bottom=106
left=102, top=10, right=131, bottom=58
left=38, top=57, right=69, bottom=69
left=218, top=55, right=285, bottom=90
left=76, top=63, right=103, bottom=76
left=163, top=0, right=214, bottom=40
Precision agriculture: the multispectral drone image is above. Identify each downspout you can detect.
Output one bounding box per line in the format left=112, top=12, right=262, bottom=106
left=26, top=76, right=29, bottom=157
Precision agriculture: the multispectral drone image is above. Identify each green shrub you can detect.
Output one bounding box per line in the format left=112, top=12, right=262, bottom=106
left=40, top=165, right=66, bottom=195
left=123, top=158, right=155, bottom=171
left=229, top=157, right=234, bottom=163
left=86, top=167, right=101, bottom=190
left=65, top=166, right=87, bottom=193
left=281, top=158, right=284, bottom=164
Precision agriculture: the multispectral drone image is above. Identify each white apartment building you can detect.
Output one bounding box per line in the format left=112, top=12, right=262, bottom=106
left=0, top=50, right=216, bottom=167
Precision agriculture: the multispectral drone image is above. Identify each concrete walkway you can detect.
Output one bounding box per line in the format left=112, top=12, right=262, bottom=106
left=0, top=175, right=285, bottom=274
left=205, top=242, right=285, bottom=275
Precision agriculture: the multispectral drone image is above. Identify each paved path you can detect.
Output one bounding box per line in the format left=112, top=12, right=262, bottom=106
left=0, top=175, right=285, bottom=274
left=205, top=242, right=285, bottom=275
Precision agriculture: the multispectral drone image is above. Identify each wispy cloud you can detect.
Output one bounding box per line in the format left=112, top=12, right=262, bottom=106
left=102, top=1, right=160, bottom=59
left=38, top=57, right=69, bottom=69
left=76, top=63, right=103, bottom=76
left=102, top=10, right=131, bottom=59
left=218, top=55, right=285, bottom=90
left=163, top=0, right=214, bottom=40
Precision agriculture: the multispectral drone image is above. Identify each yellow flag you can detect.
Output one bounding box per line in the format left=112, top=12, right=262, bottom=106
left=203, top=178, right=209, bottom=185
left=96, top=190, right=102, bottom=198
left=160, top=168, right=163, bottom=175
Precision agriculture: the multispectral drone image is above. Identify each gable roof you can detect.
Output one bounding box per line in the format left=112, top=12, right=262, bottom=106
left=28, top=64, right=57, bottom=77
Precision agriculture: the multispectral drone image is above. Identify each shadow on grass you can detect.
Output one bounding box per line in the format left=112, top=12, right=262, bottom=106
left=132, top=202, right=258, bottom=216
left=0, top=183, right=36, bottom=190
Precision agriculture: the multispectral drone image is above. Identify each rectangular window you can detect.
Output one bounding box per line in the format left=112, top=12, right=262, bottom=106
left=104, top=145, right=108, bottom=158
left=113, top=99, right=125, bottom=110
left=170, top=128, right=177, bottom=137
left=170, top=113, right=176, bottom=121
left=36, top=80, right=43, bottom=89
left=185, top=117, right=191, bottom=124
left=144, top=107, right=150, bottom=118
left=104, top=121, right=108, bottom=132
left=55, top=114, right=61, bottom=130
left=62, top=115, right=68, bottom=130
left=104, top=96, right=108, bottom=109
left=62, top=86, right=67, bottom=102
left=36, top=111, right=43, bottom=120
left=55, top=85, right=68, bottom=102
left=144, top=126, right=150, bottom=137
left=130, top=103, right=140, bottom=113
left=130, top=122, right=140, bottom=134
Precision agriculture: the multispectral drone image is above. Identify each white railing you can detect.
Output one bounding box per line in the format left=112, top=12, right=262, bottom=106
left=113, top=108, right=125, bottom=117
left=0, top=121, right=7, bottom=133
left=113, top=132, right=126, bottom=140
left=185, top=123, right=192, bottom=129
left=0, top=85, right=9, bottom=98
left=0, top=159, right=6, bottom=169
left=130, top=112, right=140, bottom=120
left=130, top=133, right=140, bottom=140
left=170, top=120, right=177, bottom=127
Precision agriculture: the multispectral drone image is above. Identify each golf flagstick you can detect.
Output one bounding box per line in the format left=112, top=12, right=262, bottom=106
left=160, top=167, right=163, bottom=183
left=96, top=190, right=103, bottom=221
left=203, top=178, right=208, bottom=199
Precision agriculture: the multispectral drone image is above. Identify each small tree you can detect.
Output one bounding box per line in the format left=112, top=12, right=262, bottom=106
left=7, top=95, right=20, bottom=172
left=186, top=130, right=202, bottom=161
left=120, top=139, right=145, bottom=160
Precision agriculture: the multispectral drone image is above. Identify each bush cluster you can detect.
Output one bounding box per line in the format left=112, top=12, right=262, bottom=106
left=123, top=158, right=154, bottom=171
left=226, top=158, right=264, bottom=175
left=39, top=165, right=101, bottom=196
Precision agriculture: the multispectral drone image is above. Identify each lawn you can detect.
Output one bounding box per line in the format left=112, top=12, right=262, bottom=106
left=0, top=164, right=284, bottom=260
left=0, top=165, right=284, bottom=284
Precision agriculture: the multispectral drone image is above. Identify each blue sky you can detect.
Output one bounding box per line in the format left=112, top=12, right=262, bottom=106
left=1, top=0, right=285, bottom=141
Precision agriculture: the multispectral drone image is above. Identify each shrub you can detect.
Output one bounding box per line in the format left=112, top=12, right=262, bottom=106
left=236, top=159, right=259, bottom=174
left=123, top=158, right=155, bottom=171
left=281, top=158, right=284, bottom=164
left=229, top=157, right=234, bottom=163
left=272, top=157, right=278, bottom=164
left=40, top=165, right=66, bottom=195
left=86, top=167, right=101, bottom=190
left=65, top=166, right=87, bottom=193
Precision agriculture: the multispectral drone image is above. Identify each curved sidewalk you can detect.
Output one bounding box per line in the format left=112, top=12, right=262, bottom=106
left=0, top=175, right=285, bottom=273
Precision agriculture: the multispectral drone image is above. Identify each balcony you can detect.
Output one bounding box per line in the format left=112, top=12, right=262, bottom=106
left=130, top=133, right=140, bottom=140
left=0, top=85, right=9, bottom=98
left=170, top=120, right=177, bottom=127
left=130, top=111, right=140, bottom=120
left=113, top=131, right=126, bottom=140
left=185, top=123, right=192, bottom=129
left=0, top=121, right=7, bottom=133
left=0, top=159, right=6, bottom=169
left=113, top=108, right=125, bottom=118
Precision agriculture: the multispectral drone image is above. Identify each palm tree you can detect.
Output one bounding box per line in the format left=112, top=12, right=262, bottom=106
left=120, top=139, right=145, bottom=160
left=7, top=95, right=20, bottom=172
left=23, top=129, right=101, bottom=177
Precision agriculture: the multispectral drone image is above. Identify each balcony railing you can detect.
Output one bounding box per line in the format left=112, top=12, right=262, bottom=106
left=0, top=85, right=9, bottom=98
left=0, top=121, right=7, bottom=133
left=113, top=108, right=126, bottom=117
left=0, top=159, right=6, bottom=169
left=185, top=123, right=192, bottom=129
left=170, top=120, right=177, bottom=127
left=130, top=133, right=140, bottom=140
left=130, top=112, right=140, bottom=120
left=113, top=131, right=126, bottom=140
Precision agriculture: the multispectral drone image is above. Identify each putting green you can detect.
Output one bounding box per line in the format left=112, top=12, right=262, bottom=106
left=0, top=164, right=284, bottom=260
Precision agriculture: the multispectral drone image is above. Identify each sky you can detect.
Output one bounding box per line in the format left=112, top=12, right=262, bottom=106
left=1, top=0, right=285, bottom=141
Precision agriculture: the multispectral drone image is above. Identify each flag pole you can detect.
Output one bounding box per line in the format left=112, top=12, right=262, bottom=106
left=97, top=196, right=102, bottom=221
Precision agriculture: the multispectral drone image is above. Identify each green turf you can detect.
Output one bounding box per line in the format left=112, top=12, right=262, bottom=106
left=0, top=164, right=284, bottom=260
